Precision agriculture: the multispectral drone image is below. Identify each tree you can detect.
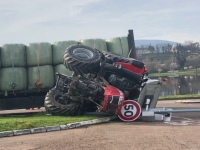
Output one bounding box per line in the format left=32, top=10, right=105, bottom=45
left=136, top=45, right=147, bottom=54
left=142, top=58, right=162, bottom=73
left=184, top=41, right=200, bottom=53
left=155, top=44, right=161, bottom=53
left=161, top=44, right=166, bottom=54
left=186, top=54, right=200, bottom=75
left=166, top=43, right=172, bottom=53
left=161, top=58, right=173, bottom=71
left=160, top=43, right=173, bottom=53
left=147, top=44, right=155, bottom=53
left=172, top=44, right=187, bottom=70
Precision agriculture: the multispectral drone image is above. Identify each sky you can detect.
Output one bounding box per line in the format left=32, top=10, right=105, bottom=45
left=0, top=0, right=199, bottom=45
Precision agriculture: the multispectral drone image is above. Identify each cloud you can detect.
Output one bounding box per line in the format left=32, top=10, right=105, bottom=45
left=0, top=0, right=199, bottom=45
left=68, top=0, right=103, bottom=15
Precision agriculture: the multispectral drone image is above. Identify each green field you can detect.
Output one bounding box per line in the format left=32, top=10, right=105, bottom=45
left=149, top=68, right=200, bottom=77
left=159, top=94, right=200, bottom=100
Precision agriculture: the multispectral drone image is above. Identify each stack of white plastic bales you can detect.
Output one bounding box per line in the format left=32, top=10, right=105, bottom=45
left=80, top=38, right=108, bottom=52
left=0, top=44, right=27, bottom=93
left=52, top=40, right=78, bottom=81
left=0, top=48, right=1, bottom=68
left=0, top=36, right=131, bottom=94
left=106, top=37, right=129, bottom=57
left=26, top=42, right=54, bottom=90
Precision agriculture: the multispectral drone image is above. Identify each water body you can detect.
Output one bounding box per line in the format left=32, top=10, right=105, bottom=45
left=151, top=76, right=200, bottom=96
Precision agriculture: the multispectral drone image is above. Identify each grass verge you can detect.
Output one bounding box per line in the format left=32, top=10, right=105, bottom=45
left=159, top=94, right=200, bottom=100
left=0, top=113, right=104, bottom=132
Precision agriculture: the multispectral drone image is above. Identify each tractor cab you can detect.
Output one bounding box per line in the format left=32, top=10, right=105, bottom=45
left=104, top=72, right=141, bottom=99
left=102, top=60, right=148, bottom=100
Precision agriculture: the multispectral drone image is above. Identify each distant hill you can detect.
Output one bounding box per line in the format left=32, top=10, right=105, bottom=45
left=135, top=40, right=181, bottom=47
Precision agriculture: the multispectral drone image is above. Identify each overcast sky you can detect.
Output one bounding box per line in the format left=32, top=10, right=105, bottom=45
left=0, top=0, right=199, bottom=45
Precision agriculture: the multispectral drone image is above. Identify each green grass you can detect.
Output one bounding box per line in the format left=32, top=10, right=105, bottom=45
left=0, top=113, right=104, bottom=132
left=149, top=72, right=194, bottom=77
left=159, top=94, right=200, bottom=100
left=149, top=68, right=200, bottom=77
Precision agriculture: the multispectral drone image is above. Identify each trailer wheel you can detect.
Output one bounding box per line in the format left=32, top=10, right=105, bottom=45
left=63, top=45, right=101, bottom=74
left=44, top=88, right=84, bottom=116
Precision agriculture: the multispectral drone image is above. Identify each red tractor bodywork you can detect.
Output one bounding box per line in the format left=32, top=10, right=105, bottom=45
left=101, top=84, right=125, bottom=115
left=115, top=62, right=148, bottom=75
left=101, top=61, right=147, bottom=115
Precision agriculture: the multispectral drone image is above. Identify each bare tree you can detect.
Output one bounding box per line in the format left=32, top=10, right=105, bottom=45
left=161, top=59, right=173, bottom=71
left=185, top=41, right=200, bottom=53
left=143, top=58, right=161, bottom=73
left=147, top=44, right=155, bottom=53
left=155, top=44, right=161, bottom=53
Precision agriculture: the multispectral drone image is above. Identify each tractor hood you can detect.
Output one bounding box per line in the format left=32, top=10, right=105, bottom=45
left=101, top=84, right=124, bottom=115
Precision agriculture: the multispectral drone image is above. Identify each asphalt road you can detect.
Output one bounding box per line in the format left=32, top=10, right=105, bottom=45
left=0, top=100, right=200, bottom=150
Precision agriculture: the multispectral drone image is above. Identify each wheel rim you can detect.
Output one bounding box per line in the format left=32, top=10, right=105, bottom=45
left=73, top=48, right=94, bottom=59
left=54, top=94, right=67, bottom=105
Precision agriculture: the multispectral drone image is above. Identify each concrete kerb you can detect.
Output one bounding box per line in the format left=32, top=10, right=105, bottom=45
left=67, top=115, right=118, bottom=129
left=176, top=100, right=200, bottom=103
left=30, top=127, right=46, bottom=134
left=0, top=115, right=117, bottom=138
left=0, top=131, right=13, bottom=138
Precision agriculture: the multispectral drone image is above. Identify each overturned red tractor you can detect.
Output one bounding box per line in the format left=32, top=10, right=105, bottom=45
left=44, top=45, right=161, bottom=121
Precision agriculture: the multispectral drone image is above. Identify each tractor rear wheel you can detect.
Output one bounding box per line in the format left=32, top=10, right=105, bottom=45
left=44, top=88, right=84, bottom=116
left=63, top=45, right=101, bottom=74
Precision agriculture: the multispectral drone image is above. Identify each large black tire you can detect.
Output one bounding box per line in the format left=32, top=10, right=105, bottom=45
left=63, top=45, right=101, bottom=74
left=103, top=51, right=144, bottom=69
left=44, top=88, right=84, bottom=116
